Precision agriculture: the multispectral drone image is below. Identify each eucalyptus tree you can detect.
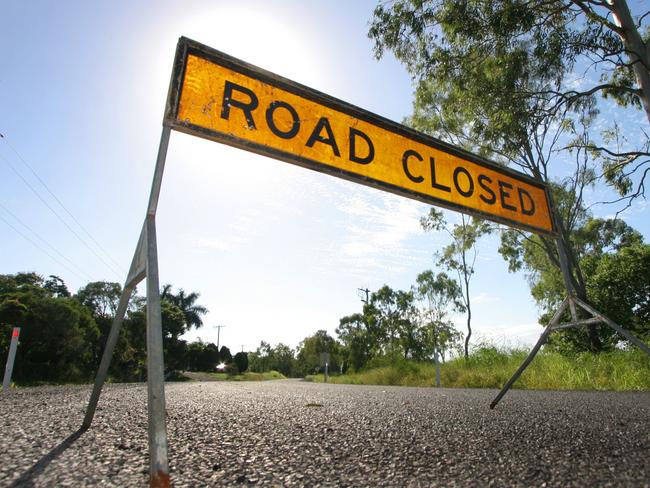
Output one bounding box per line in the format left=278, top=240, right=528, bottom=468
left=370, top=0, right=649, bottom=204
left=421, top=209, right=490, bottom=358
left=414, top=270, right=464, bottom=383
left=337, top=312, right=373, bottom=370
left=369, top=0, right=649, bottom=350
left=369, top=285, right=401, bottom=360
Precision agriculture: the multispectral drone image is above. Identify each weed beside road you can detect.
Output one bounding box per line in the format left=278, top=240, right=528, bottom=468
left=182, top=370, right=286, bottom=382
left=306, top=347, right=650, bottom=390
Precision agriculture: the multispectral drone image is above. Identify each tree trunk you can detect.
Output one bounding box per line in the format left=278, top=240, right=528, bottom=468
left=464, top=264, right=472, bottom=359
left=461, top=235, right=472, bottom=358
left=553, top=217, right=603, bottom=352
left=433, top=345, right=441, bottom=387
left=464, top=306, right=472, bottom=359
left=610, top=0, right=650, bottom=125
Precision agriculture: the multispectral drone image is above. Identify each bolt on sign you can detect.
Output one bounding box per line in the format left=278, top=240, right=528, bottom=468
left=165, top=37, right=554, bottom=235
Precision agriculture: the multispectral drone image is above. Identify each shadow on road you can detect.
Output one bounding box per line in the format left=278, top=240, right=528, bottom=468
left=10, top=428, right=86, bottom=487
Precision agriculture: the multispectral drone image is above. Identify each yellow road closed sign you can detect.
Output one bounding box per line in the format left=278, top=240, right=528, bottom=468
left=165, top=37, right=554, bottom=236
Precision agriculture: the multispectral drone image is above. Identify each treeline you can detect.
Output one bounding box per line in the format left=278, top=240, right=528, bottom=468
left=0, top=273, right=247, bottom=384
left=246, top=272, right=482, bottom=377
left=2, top=210, right=649, bottom=383
left=247, top=211, right=650, bottom=377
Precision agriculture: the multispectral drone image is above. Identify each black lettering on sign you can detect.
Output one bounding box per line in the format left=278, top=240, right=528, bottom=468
left=453, top=167, right=474, bottom=198
left=518, top=188, right=535, bottom=216
left=429, top=157, right=451, bottom=193
left=498, top=181, right=517, bottom=212
left=265, top=101, right=300, bottom=139
left=478, top=175, right=496, bottom=205
left=349, top=128, right=374, bottom=165
left=221, top=81, right=259, bottom=129
left=402, top=149, right=424, bottom=183
left=306, top=117, right=340, bottom=157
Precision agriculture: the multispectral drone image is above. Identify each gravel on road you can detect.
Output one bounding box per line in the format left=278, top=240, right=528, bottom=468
left=0, top=380, right=648, bottom=487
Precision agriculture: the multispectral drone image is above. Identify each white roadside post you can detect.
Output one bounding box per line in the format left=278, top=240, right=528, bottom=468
left=2, top=327, right=20, bottom=392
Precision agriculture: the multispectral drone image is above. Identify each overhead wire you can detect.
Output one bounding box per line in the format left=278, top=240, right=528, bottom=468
left=0, top=212, right=90, bottom=282
left=0, top=202, right=93, bottom=281
left=0, top=151, right=123, bottom=280
left=0, top=133, right=126, bottom=273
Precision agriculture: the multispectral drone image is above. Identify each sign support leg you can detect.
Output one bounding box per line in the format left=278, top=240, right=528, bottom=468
left=143, top=125, right=172, bottom=487
left=490, top=298, right=569, bottom=409
left=82, top=286, right=133, bottom=429
left=572, top=297, right=650, bottom=356
left=82, top=126, right=172, bottom=487
left=144, top=215, right=169, bottom=487
left=83, top=223, right=148, bottom=428
left=491, top=246, right=650, bottom=409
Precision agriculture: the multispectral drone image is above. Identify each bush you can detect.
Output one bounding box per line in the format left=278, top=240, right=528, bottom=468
left=223, top=363, right=239, bottom=376
left=233, top=351, right=248, bottom=373
left=304, top=347, right=650, bottom=391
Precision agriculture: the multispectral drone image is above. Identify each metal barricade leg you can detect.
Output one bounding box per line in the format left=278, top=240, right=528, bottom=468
left=145, top=216, right=170, bottom=487
left=82, top=286, right=133, bottom=429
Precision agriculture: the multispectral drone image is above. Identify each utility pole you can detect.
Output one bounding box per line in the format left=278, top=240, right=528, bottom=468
left=214, top=325, right=226, bottom=351
left=357, top=287, right=370, bottom=304
left=239, top=345, right=245, bottom=353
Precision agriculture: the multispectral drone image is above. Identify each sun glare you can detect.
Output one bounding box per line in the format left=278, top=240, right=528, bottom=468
left=161, top=4, right=331, bottom=199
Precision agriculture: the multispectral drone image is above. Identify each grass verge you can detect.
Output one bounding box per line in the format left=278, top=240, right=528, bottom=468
left=305, top=347, right=650, bottom=391
left=184, top=370, right=286, bottom=382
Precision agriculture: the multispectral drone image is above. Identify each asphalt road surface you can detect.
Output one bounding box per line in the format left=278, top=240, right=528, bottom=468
left=0, top=380, right=648, bottom=487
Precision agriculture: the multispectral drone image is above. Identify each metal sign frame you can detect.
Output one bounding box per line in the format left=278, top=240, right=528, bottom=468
left=81, top=37, right=650, bottom=487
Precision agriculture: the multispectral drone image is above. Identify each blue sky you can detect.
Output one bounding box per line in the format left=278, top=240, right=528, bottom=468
left=1, top=1, right=648, bottom=354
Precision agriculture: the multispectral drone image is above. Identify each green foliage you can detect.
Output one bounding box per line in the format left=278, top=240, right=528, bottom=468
left=191, top=370, right=286, bottom=382
left=335, top=274, right=465, bottom=373
left=295, top=330, right=342, bottom=376
left=187, top=340, right=220, bottom=371
left=219, top=345, right=232, bottom=364
left=548, top=243, right=650, bottom=353
left=248, top=341, right=297, bottom=377
left=223, top=362, right=239, bottom=376
left=0, top=273, right=100, bottom=383
left=369, top=1, right=649, bottom=194
left=0, top=272, right=212, bottom=384
left=421, top=210, right=491, bottom=357
left=587, top=244, right=650, bottom=333
left=44, top=275, right=70, bottom=297
left=75, top=281, right=121, bottom=318
left=498, top=183, right=648, bottom=352
left=233, top=351, right=249, bottom=373
left=160, top=284, right=208, bottom=331
left=369, top=0, right=650, bottom=351
left=414, top=271, right=464, bottom=361
left=307, top=346, right=650, bottom=391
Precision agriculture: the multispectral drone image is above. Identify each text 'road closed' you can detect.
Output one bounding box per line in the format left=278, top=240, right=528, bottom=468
left=167, top=39, right=553, bottom=235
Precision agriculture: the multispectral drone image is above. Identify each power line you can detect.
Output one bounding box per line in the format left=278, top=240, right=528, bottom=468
left=0, top=213, right=89, bottom=281
left=0, top=202, right=93, bottom=281
left=0, top=134, right=125, bottom=273
left=0, top=152, right=123, bottom=280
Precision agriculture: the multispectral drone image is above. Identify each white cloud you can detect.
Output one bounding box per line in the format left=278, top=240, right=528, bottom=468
left=472, top=292, right=499, bottom=305
left=472, top=321, right=543, bottom=348
left=194, top=238, right=235, bottom=252
left=327, top=190, right=430, bottom=276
